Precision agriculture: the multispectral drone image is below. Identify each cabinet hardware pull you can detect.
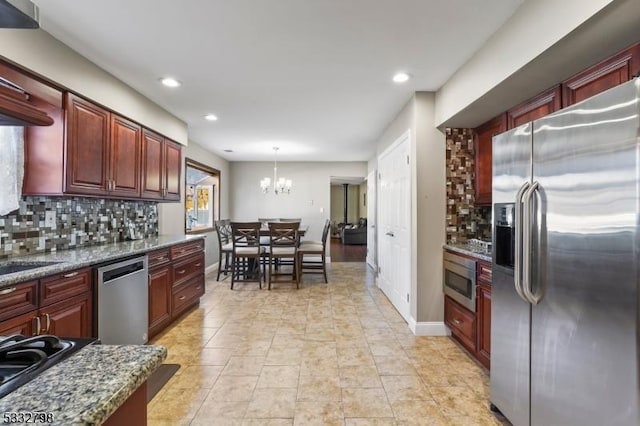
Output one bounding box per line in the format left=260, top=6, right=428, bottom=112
left=196, top=286, right=201, bottom=290
left=179, top=295, right=186, bottom=301
left=32, top=316, right=41, bottom=336
left=177, top=269, right=186, bottom=274
left=157, top=256, right=167, bottom=261
left=44, top=313, right=51, bottom=333
left=195, top=263, right=202, bottom=267
left=453, top=318, right=461, bottom=325
left=62, top=272, right=79, bottom=278
left=0, top=287, right=17, bottom=295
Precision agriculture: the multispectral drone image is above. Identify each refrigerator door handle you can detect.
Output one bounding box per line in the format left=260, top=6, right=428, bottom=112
left=514, top=181, right=530, bottom=302
left=529, top=183, right=545, bottom=304
left=522, top=181, right=540, bottom=305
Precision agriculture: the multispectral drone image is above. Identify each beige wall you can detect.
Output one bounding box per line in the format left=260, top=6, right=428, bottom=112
left=0, top=29, right=187, bottom=144
left=370, top=92, right=446, bottom=329
left=159, top=141, right=230, bottom=268
left=435, top=0, right=616, bottom=126
left=330, top=185, right=344, bottom=224
left=229, top=162, right=367, bottom=245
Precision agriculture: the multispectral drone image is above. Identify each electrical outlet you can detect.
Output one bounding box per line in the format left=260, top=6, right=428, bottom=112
left=44, top=211, right=56, bottom=228
left=319, top=207, right=324, bottom=213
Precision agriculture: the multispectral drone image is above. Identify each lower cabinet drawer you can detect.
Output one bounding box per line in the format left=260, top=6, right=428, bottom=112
left=172, top=274, right=204, bottom=317
left=0, top=281, right=38, bottom=322
left=40, top=268, right=91, bottom=307
left=445, top=296, right=476, bottom=351
left=172, top=253, right=205, bottom=286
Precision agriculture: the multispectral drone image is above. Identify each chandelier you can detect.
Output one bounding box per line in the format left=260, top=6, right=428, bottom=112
left=260, top=147, right=292, bottom=195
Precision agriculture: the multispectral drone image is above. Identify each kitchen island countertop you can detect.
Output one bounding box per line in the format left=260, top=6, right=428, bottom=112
left=0, top=234, right=205, bottom=289
left=0, top=344, right=166, bottom=425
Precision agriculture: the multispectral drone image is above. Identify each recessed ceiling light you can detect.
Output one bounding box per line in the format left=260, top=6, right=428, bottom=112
left=223, top=149, right=233, bottom=153
left=160, top=77, right=181, bottom=88
left=204, top=114, right=218, bottom=121
left=392, top=72, right=410, bottom=83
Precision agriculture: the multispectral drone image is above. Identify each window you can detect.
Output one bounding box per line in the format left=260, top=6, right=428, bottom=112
left=185, top=159, right=220, bottom=234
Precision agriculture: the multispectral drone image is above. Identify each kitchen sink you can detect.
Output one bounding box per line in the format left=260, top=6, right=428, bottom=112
left=0, top=261, right=61, bottom=276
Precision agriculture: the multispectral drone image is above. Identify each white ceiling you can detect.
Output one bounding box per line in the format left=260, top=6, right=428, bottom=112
left=32, top=0, right=524, bottom=161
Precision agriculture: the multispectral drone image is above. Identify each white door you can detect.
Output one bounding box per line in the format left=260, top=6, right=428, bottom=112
left=366, top=170, right=377, bottom=269
left=377, top=130, right=411, bottom=321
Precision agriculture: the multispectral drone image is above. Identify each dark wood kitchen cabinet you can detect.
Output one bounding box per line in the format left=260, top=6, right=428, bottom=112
left=146, top=239, right=205, bottom=338
left=0, top=268, right=92, bottom=338
left=507, top=85, right=562, bottom=130
left=148, top=249, right=172, bottom=339
left=66, top=94, right=142, bottom=198
left=65, top=94, right=111, bottom=196
left=474, top=114, right=506, bottom=206
left=475, top=259, right=492, bottom=369
left=562, top=42, right=640, bottom=107
left=141, top=129, right=182, bottom=201
left=42, top=292, right=92, bottom=338
left=445, top=295, right=476, bottom=354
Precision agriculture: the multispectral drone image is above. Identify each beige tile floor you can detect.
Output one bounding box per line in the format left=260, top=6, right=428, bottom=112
left=148, top=263, right=508, bottom=425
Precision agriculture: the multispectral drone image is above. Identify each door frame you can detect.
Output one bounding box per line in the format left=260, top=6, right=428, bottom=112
left=366, top=169, right=377, bottom=270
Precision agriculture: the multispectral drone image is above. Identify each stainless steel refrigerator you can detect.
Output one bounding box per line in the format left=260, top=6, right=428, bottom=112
left=491, top=78, right=640, bottom=426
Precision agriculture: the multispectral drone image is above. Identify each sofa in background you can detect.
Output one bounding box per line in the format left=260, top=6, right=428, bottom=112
left=341, top=218, right=367, bottom=245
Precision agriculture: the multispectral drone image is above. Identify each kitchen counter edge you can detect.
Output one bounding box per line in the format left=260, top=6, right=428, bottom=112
left=0, top=235, right=205, bottom=289
left=0, top=344, right=167, bottom=425
left=443, top=243, right=492, bottom=263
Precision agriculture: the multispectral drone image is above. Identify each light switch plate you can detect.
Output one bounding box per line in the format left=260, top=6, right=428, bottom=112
left=44, top=210, right=56, bottom=228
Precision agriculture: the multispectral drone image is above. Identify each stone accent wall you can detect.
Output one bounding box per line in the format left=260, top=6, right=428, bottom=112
left=0, top=196, right=158, bottom=259
left=445, top=128, right=492, bottom=243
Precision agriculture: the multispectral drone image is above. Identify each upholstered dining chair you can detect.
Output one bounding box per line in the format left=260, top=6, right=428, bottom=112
left=214, top=219, right=233, bottom=281
left=230, top=222, right=264, bottom=289
left=267, top=221, right=300, bottom=289
left=297, top=219, right=330, bottom=285
left=299, top=219, right=329, bottom=246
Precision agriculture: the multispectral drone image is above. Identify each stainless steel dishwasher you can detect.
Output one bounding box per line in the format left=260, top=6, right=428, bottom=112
left=96, top=256, right=148, bottom=345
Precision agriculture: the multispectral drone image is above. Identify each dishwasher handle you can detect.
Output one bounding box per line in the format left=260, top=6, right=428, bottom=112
left=100, top=257, right=148, bottom=284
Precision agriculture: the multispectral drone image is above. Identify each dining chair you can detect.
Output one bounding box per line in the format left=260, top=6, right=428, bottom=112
left=214, top=219, right=233, bottom=281
left=267, top=221, right=300, bottom=289
left=297, top=219, right=330, bottom=285
left=230, top=222, right=264, bottom=289
left=299, top=219, right=329, bottom=246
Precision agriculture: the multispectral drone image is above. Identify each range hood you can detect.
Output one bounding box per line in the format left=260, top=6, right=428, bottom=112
left=0, top=0, right=39, bottom=29
left=0, top=78, right=53, bottom=126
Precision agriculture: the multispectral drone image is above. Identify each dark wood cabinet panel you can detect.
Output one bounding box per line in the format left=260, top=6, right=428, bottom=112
left=562, top=42, right=640, bottom=107
left=476, top=283, right=491, bottom=369
left=171, top=239, right=205, bottom=260
left=110, top=115, right=142, bottom=198
left=164, top=139, right=182, bottom=201
left=507, top=86, right=562, bottom=129
left=65, top=93, right=110, bottom=196
left=445, top=295, right=476, bottom=354
left=148, top=265, right=171, bottom=339
left=474, top=114, right=507, bottom=206
left=172, top=274, right=204, bottom=319
left=141, top=129, right=182, bottom=201
left=0, top=281, right=38, bottom=322
left=40, top=268, right=91, bottom=307
left=43, top=292, right=92, bottom=338
left=0, top=311, right=35, bottom=336
left=141, top=129, right=165, bottom=200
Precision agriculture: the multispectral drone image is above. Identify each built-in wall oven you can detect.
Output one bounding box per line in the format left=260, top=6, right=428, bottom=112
left=443, top=251, right=477, bottom=312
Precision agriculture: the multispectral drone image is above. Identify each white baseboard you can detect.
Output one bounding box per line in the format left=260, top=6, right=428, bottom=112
left=408, top=318, right=450, bottom=336
left=205, top=262, right=218, bottom=276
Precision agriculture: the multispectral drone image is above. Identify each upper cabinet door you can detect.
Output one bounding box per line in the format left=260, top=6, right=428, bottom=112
left=474, top=114, right=507, bottom=206
left=164, top=139, right=182, bottom=201
left=507, top=86, right=562, bottom=129
left=141, top=129, right=165, bottom=200
left=110, top=114, right=142, bottom=198
left=65, top=93, right=110, bottom=195
left=562, top=42, right=640, bottom=107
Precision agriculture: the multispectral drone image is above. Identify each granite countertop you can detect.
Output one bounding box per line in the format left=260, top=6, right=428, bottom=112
left=0, top=234, right=205, bottom=289
left=444, top=243, right=492, bottom=262
left=0, top=344, right=166, bottom=425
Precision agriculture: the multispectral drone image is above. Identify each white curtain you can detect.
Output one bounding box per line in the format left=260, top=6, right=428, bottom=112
left=0, top=127, right=24, bottom=215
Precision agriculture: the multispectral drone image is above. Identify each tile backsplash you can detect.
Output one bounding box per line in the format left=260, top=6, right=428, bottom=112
left=0, top=196, right=158, bottom=259
left=445, top=128, right=492, bottom=243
